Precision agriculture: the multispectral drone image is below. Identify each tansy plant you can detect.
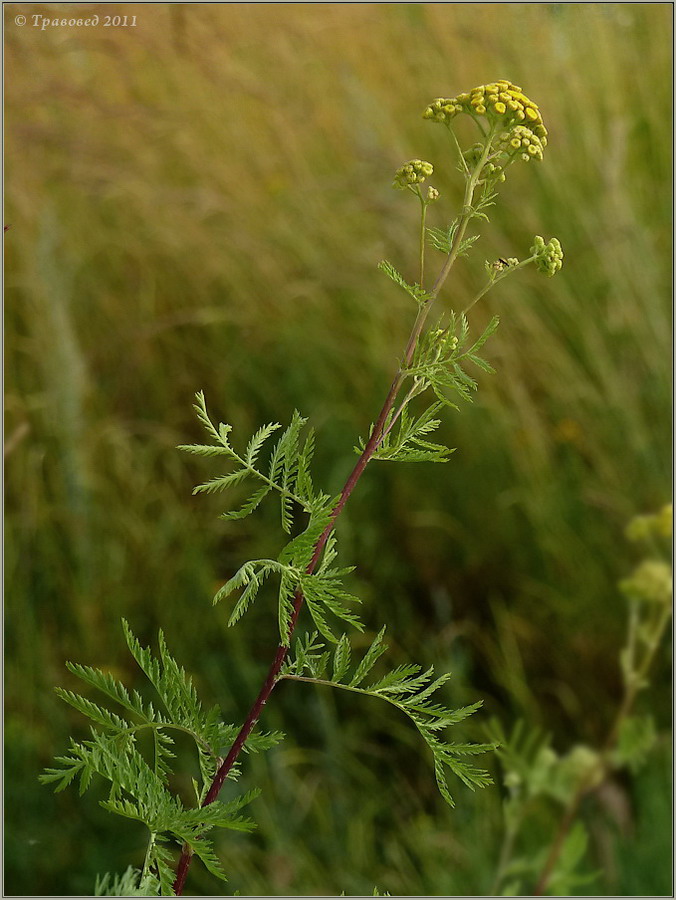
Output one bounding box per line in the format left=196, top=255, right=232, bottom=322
left=42, top=81, right=563, bottom=896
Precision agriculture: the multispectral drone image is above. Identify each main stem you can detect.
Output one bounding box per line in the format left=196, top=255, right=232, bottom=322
left=173, top=152, right=489, bottom=895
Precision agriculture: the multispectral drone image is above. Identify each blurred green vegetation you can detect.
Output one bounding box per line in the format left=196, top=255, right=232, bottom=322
left=5, top=3, right=671, bottom=895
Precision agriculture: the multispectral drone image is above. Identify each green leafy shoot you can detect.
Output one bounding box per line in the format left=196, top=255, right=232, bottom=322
left=378, top=259, right=431, bottom=305
left=41, top=622, right=284, bottom=892
left=426, top=222, right=459, bottom=255
left=179, top=392, right=329, bottom=532
left=96, top=865, right=161, bottom=897
left=281, top=628, right=497, bottom=806
left=427, top=191, right=494, bottom=259
left=355, top=402, right=454, bottom=463
left=428, top=224, right=479, bottom=259
left=471, top=188, right=498, bottom=221
left=485, top=718, right=552, bottom=787
left=406, top=312, right=499, bottom=406
left=215, top=501, right=362, bottom=645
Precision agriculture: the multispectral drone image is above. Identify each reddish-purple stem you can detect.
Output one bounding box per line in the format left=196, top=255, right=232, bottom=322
left=172, top=370, right=405, bottom=894
left=172, top=181, right=478, bottom=893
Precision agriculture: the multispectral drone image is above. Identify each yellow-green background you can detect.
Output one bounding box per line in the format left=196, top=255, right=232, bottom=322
left=5, top=3, right=671, bottom=895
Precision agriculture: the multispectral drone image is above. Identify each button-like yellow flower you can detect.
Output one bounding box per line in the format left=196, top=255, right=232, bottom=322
left=393, top=159, right=434, bottom=189
left=423, top=80, right=547, bottom=162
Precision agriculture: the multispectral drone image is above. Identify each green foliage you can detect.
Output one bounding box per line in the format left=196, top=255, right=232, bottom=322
left=42, top=622, right=284, bottom=893
left=426, top=223, right=458, bottom=256
left=426, top=223, right=478, bottom=259
left=377, top=260, right=431, bottom=305
left=180, top=392, right=330, bottom=529
left=95, top=865, right=158, bottom=897
left=353, top=311, right=500, bottom=464
left=487, top=719, right=601, bottom=808
left=612, top=714, right=658, bottom=774
left=498, top=822, right=594, bottom=897
left=487, top=509, right=672, bottom=895
left=282, top=629, right=497, bottom=806
left=355, top=402, right=455, bottom=464
left=486, top=720, right=599, bottom=895
left=214, top=503, right=362, bottom=645
left=426, top=192, right=496, bottom=259
left=407, top=312, right=499, bottom=407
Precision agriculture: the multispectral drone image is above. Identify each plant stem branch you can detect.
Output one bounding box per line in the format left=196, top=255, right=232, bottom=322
left=380, top=383, right=421, bottom=443
left=490, top=812, right=523, bottom=895
left=419, top=195, right=428, bottom=287
left=462, top=255, right=536, bottom=316
left=141, top=832, right=157, bottom=883
left=172, top=149, right=490, bottom=895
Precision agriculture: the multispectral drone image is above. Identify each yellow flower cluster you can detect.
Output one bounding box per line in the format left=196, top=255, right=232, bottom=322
left=496, top=125, right=545, bottom=162
left=393, top=158, right=434, bottom=189
left=531, top=235, right=563, bottom=277
left=423, top=80, right=548, bottom=147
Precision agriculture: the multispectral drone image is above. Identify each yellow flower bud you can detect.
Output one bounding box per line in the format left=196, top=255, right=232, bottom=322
left=393, top=158, right=435, bottom=189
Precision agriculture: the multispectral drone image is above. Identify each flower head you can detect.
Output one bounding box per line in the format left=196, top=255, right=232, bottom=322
left=424, top=81, right=548, bottom=169
left=496, top=125, right=545, bottom=162
left=393, top=159, right=434, bottom=190
left=531, top=235, right=563, bottom=277
left=425, top=81, right=547, bottom=136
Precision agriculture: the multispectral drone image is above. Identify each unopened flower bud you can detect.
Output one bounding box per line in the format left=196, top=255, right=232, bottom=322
left=393, top=159, right=435, bottom=190
left=531, top=235, right=563, bottom=276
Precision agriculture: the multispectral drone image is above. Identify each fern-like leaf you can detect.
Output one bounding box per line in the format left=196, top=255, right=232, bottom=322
left=378, top=260, right=431, bottom=304
left=281, top=627, right=496, bottom=806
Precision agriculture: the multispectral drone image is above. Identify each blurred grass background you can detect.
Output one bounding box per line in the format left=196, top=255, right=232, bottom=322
left=5, top=3, right=672, bottom=895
